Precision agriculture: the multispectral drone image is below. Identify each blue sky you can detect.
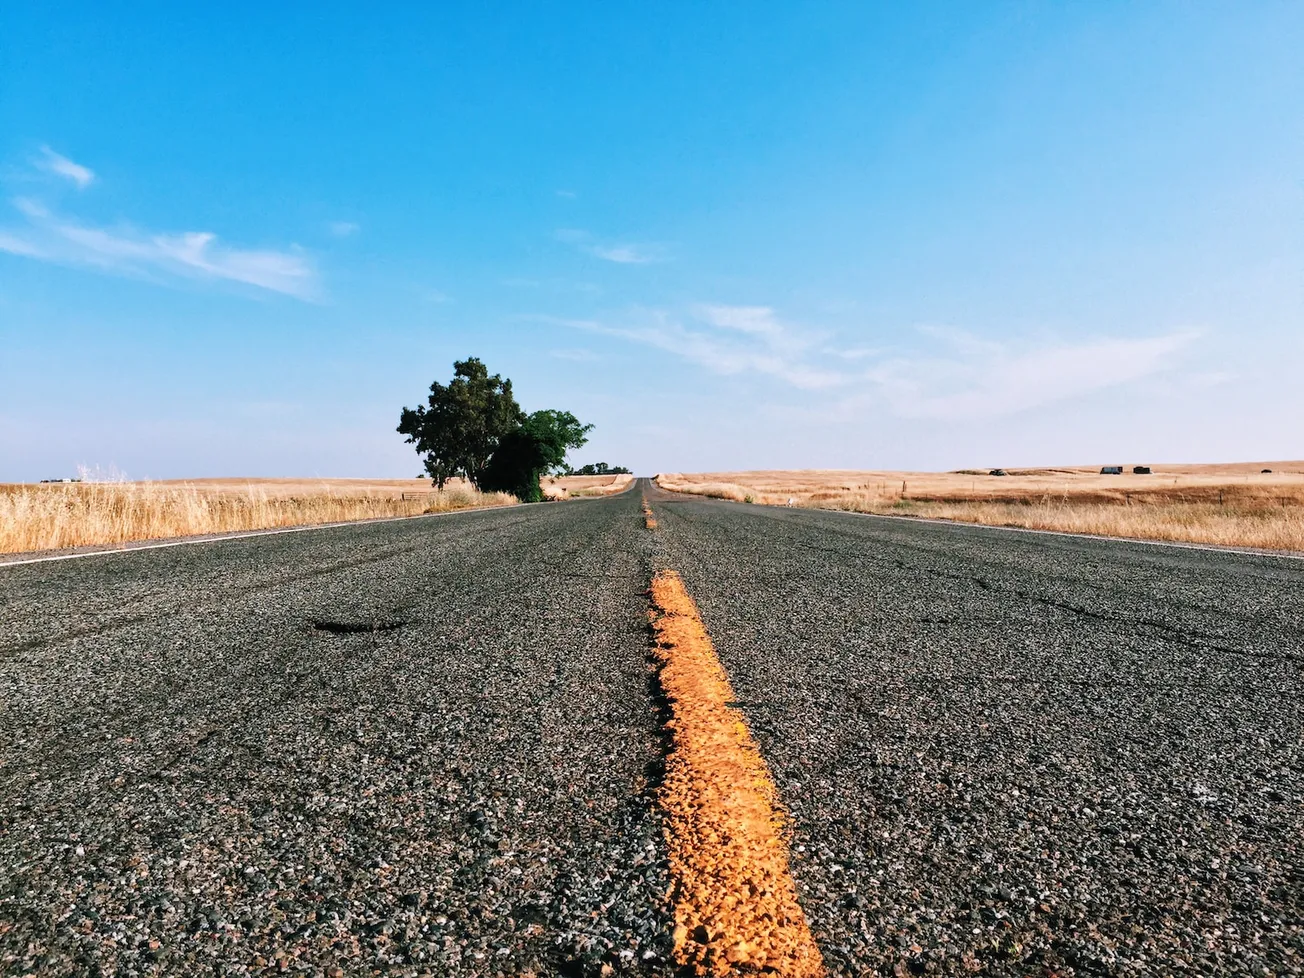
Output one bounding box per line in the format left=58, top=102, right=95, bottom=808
left=2, top=3, right=1300, bottom=480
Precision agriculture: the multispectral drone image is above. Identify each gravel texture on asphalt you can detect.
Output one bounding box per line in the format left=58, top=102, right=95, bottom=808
left=1, top=491, right=674, bottom=977
left=648, top=484, right=1303, bottom=977
left=6, top=479, right=1302, bottom=978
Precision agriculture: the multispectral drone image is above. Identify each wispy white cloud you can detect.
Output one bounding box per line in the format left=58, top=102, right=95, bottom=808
left=0, top=229, right=46, bottom=257
left=554, top=189, right=577, bottom=199
left=554, top=228, right=668, bottom=264
left=0, top=151, right=316, bottom=298
left=543, top=303, right=1196, bottom=416
left=328, top=220, right=359, bottom=238
left=590, top=243, right=665, bottom=264
left=823, top=346, right=884, bottom=360
left=861, top=329, right=1197, bottom=420
left=544, top=305, right=846, bottom=390
left=36, top=146, right=94, bottom=189
left=0, top=196, right=316, bottom=299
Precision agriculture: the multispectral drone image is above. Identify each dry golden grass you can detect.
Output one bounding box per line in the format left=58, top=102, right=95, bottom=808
left=0, top=478, right=516, bottom=555
left=542, top=473, right=635, bottom=499
left=657, top=463, right=1304, bottom=552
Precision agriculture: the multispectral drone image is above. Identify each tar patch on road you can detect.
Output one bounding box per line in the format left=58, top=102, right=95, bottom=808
left=309, top=618, right=407, bottom=635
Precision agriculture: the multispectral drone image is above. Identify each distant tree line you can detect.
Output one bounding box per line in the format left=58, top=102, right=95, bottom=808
left=563, top=462, right=631, bottom=476
left=397, top=358, right=593, bottom=502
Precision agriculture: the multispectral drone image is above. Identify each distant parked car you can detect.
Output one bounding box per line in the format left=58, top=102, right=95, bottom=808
left=1133, top=466, right=1152, bottom=475
left=989, top=469, right=1007, bottom=476
left=1100, top=466, right=1123, bottom=475
left=1262, top=468, right=1273, bottom=474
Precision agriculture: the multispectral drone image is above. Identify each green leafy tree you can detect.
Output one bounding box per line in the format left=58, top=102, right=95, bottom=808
left=396, top=358, right=522, bottom=488
left=479, top=410, right=593, bottom=501
left=523, top=410, right=594, bottom=475
left=478, top=429, right=550, bottom=501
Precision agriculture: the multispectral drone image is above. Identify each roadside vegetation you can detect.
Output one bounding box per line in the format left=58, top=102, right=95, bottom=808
left=542, top=474, right=635, bottom=499
left=0, top=479, right=514, bottom=555
left=3, top=356, right=619, bottom=556
left=398, top=357, right=617, bottom=501
left=657, top=464, right=1304, bottom=551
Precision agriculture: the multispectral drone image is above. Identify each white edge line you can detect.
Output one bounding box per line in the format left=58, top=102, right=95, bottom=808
left=0, top=504, right=507, bottom=569
left=0, top=480, right=641, bottom=570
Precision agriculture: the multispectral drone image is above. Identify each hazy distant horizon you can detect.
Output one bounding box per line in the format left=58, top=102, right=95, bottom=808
left=11, top=458, right=1304, bottom=488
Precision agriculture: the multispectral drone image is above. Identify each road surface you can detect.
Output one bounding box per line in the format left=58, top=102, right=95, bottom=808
left=2, top=479, right=1300, bottom=976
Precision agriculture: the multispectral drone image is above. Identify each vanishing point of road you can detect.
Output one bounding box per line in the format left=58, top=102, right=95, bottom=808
left=2, top=480, right=1300, bottom=976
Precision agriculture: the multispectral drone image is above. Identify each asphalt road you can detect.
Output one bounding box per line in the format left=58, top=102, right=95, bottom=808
left=1, top=493, right=672, bottom=977
left=2, top=480, right=1301, bottom=976
left=648, top=483, right=1303, bottom=977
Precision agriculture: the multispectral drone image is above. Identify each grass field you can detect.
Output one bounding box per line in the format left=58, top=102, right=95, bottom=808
left=0, top=478, right=517, bottom=555
left=656, top=462, right=1304, bottom=551
left=542, top=473, right=635, bottom=499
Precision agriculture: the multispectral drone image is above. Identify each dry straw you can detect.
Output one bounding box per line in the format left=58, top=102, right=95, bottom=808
left=657, top=468, right=1304, bottom=552
left=0, top=481, right=516, bottom=555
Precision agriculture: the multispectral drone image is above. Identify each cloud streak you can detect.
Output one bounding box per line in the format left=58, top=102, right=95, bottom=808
left=0, top=198, right=316, bottom=299
left=555, top=228, right=667, bottom=264
left=862, top=329, right=1196, bottom=420
left=36, top=146, right=95, bottom=189
left=549, top=305, right=846, bottom=390
left=548, top=304, right=1195, bottom=417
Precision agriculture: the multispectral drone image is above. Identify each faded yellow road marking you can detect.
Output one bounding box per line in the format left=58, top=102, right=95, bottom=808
left=643, top=496, right=657, bottom=529
left=648, top=570, right=824, bottom=977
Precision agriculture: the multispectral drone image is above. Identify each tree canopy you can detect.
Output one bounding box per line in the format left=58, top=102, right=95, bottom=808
left=477, top=410, right=594, bottom=501
left=522, top=410, right=594, bottom=475
left=396, top=358, right=522, bottom=488
left=398, top=359, right=593, bottom=501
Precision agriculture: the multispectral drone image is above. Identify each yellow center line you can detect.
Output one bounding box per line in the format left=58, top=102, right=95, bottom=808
left=648, top=568, right=825, bottom=977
